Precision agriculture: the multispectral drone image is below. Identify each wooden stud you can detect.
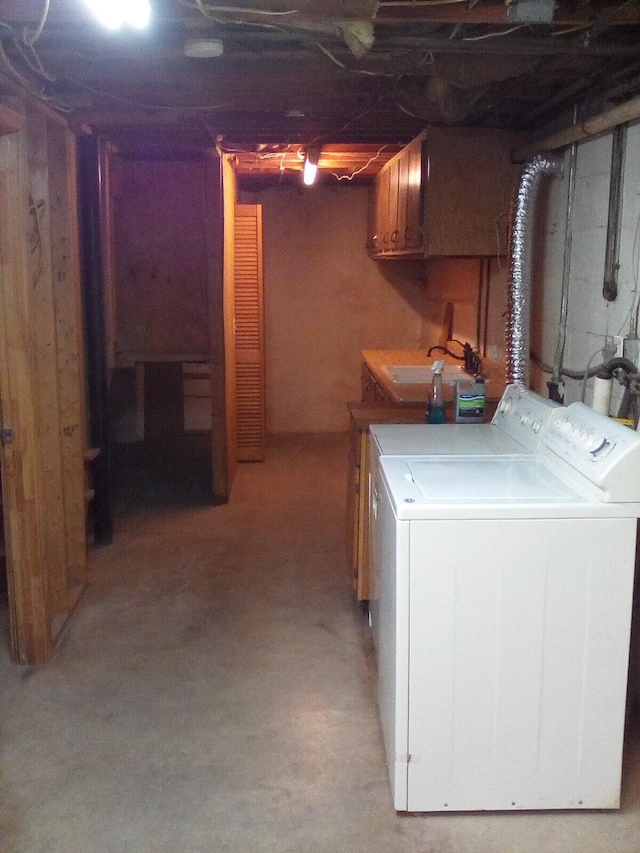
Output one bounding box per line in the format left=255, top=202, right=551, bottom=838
left=47, top=124, right=89, bottom=588
left=205, top=150, right=231, bottom=501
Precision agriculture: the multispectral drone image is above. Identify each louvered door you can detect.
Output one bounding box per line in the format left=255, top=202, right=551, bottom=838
left=234, top=204, right=266, bottom=461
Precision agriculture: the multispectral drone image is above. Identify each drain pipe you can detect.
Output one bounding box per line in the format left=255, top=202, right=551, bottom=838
left=507, top=154, right=564, bottom=387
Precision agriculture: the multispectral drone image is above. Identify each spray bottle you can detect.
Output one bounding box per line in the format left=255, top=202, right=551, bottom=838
left=427, top=360, right=446, bottom=424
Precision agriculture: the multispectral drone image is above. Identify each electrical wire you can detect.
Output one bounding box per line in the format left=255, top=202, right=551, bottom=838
left=180, top=0, right=300, bottom=15
left=315, top=41, right=395, bottom=77
left=531, top=350, right=606, bottom=380
left=331, top=144, right=389, bottom=181
left=378, top=0, right=469, bottom=6
left=615, top=202, right=640, bottom=337
left=10, top=35, right=56, bottom=82
left=462, top=25, right=526, bottom=42
left=23, top=0, right=50, bottom=47
left=550, top=24, right=591, bottom=37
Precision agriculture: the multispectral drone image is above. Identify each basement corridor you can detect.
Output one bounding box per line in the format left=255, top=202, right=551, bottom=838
left=1, top=434, right=640, bottom=853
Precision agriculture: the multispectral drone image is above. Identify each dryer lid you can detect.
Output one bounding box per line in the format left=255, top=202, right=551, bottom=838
left=406, top=457, right=584, bottom=503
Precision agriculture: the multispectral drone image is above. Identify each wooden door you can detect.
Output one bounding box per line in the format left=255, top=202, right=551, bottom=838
left=234, top=205, right=266, bottom=462
left=405, top=135, right=425, bottom=251
left=0, top=131, right=51, bottom=663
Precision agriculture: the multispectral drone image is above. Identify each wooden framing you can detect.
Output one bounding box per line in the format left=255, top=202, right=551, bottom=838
left=47, top=125, right=88, bottom=591
left=25, top=110, right=69, bottom=615
left=206, top=150, right=237, bottom=501
left=0, top=130, right=51, bottom=663
left=222, top=155, right=238, bottom=487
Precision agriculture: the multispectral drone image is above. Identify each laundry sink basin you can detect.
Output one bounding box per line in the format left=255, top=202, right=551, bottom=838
left=381, top=365, right=473, bottom=385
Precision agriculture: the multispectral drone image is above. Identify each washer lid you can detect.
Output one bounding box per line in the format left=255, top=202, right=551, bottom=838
left=406, top=458, right=584, bottom=503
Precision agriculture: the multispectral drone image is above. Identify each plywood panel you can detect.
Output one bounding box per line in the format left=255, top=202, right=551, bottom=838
left=113, top=159, right=210, bottom=359
left=235, top=204, right=266, bottom=462
left=0, top=132, right=51, bottom=663
left=25, top=109, right=68, bottom=615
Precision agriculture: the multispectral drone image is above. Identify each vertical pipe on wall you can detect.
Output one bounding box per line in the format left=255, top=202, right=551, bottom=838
left=507, top=154, right=563, bottom=387
left=602, top=124, right=627, bottom=304
left=551, top=139, right=577, bottom=389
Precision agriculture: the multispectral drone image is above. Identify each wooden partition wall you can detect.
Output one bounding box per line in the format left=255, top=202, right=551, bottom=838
left=0, top=106, right=88, bottom=664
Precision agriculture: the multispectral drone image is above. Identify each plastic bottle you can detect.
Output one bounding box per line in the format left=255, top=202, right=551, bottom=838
left=427, top=361, right=446, bottom=424
left=455, top=374, right=486, bottom=424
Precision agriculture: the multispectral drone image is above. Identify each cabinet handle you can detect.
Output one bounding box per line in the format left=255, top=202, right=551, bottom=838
left=391, top=229, right=398, bottom=243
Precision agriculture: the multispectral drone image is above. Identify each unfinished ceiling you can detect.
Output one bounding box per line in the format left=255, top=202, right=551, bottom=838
left=1, top=0, right=640, bottom=157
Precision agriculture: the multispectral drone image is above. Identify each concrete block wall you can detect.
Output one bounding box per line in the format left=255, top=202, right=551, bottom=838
left=531, top=122, right=640, bottom=411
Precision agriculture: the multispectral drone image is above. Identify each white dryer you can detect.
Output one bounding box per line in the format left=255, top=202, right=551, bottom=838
left=370, top=400, right=640, bottom=812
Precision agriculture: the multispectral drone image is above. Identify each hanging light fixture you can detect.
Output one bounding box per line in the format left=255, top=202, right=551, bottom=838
left=303, top=147, right=321, bottom=186
left=83, top=0, right=151, bottom=30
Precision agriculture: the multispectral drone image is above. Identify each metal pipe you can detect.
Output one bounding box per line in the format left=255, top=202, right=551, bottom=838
left=506, top=154, right=563, bottom=386
left=513, top=92, right=640, bottom=161
left=602, top=124, right=627, bottom=302
left=552, top=132, right=577, bottom=385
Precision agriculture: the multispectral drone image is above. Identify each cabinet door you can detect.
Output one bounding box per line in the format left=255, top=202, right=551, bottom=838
left=387, top=156, right=400, bottom=252
left=405, top=137, right=425, bottom=251
left=396, top=146, right=410, bottom=251
left=377, top=167, right=391, bottom=253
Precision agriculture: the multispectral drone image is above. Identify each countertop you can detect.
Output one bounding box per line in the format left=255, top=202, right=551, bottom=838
left=362, top=348, right=502, bottom=406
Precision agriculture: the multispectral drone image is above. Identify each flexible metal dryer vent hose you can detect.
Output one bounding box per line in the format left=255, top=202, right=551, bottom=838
left=507, top=154, right=564, bottom=387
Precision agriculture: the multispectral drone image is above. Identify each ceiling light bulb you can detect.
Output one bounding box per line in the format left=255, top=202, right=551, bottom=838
left=303, top=159, right=318, bottom=186
left=83, top=0, right=151, bottom=29
left=303, top=147, right=320, bottom=186
left=84, top=0, right=124, bottom=29
left=125, top=0, right=152, bottom=29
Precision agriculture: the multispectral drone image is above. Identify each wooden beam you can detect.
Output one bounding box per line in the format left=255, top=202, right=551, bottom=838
left=0, top=72, right=68, bottom=128
left=0, top=131, right=51, bottom=663
left=25, top=109, right=69, bottom=615
left=48, top=124, right=88, bottom=588
left=3, top=0, right=639, bottom=27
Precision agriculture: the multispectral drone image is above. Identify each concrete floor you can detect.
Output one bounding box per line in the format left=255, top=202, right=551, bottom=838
left=1, top=433, right=640, bottom=853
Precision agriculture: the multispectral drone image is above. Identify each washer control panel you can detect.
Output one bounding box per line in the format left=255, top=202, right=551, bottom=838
left=540, top=401, right=640, bottom=500
left=492, top=384, right=559, bottom=450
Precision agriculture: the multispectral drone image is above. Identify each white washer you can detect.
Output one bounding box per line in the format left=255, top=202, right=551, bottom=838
left=370, top=401, right=640, bottom=812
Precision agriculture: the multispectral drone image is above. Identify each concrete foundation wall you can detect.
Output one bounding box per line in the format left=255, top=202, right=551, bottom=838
left=532, top=122, right=640, bottom=410
left=243, top=185, right=424, bottom=433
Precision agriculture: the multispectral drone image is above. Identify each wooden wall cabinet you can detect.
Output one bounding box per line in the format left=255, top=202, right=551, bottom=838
left=346, top=402, right=425, bottom=601
left=368, top=128, right=519, bottom=259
